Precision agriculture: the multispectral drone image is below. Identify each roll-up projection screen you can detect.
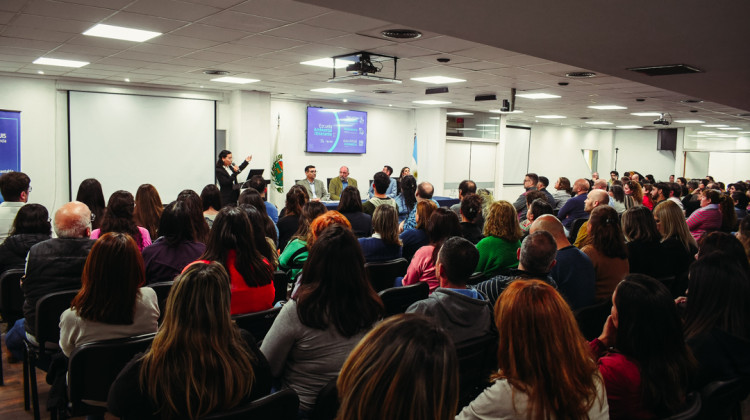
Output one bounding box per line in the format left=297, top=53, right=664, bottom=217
left=68, top=91, right=215, bottom=203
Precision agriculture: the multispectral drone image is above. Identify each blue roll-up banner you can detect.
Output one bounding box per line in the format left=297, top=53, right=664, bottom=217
left=0, top=110, right=21, bottom=203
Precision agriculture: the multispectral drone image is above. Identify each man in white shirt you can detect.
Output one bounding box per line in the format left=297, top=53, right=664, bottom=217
left=0, top=171, right=30, bottom=243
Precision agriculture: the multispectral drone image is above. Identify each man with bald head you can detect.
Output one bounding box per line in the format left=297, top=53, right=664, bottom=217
left=573, top=189, right=610, bottom=247
left=557, top=178, right=590, bottom=230
left=530, top=215, right=595, bottom=310
left=328, top=165, right=358, bottom=201
left=5, top=201, right=96, bottom=360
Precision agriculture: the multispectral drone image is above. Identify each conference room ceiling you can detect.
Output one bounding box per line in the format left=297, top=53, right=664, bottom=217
left=1, top=0, right=749, bottom=132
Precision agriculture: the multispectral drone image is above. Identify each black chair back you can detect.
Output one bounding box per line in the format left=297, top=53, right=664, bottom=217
left=148, top=281, right=173, bottom=323
left=467, top=271, right=487, bottom=286
left=232, top=306, right=282, bottom=343
left=567, top=217, right=588, bottom=244
left=699, top=377, right=750, bottom=420
left=455, top=334, right=498, bottom=409
left=202, top=389, right=299, bottom=420
left=0, top=268, right=25, bottom=325
left=378, top=282, right=429, bottom=317
left=35, top=290, right=79, bottom=346
left=273, top=270, right=290, bottom=303
left=660, top=392, right=701, bottom=420
left=309, top=378, right=338, bottom=420
left=67, top=333, right=156, bottom=416
left=365, top=258, right=408, bottom=292
left=574, top=299, right=613, bottom=341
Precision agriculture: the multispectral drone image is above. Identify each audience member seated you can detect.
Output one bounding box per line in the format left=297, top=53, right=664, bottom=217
left=176, top=189, right=210, bottom=244
left=681, top=252, right=750, bottom=387
left=328, top=165, right=357, bottom=201
left=261, top=225, right=383, bottom=415
left=552, top=176, right=573, bottom=211
left=395, top=166, right=410, bottom=195
left=628, top=180, right=645, bottom=207
left=718, top=193, right=738, bottom=232
left=296, top=165, right=329, bottom=201
left=475, top=201, right=522, bottom=278
left=737, top=216, right=750, bottom=265
left=0, top=171, right=30, bottom=242
left=400, top=181, right=436, bottom=232
left=591, top=274, right=694, bottom=419
left=367, top=165, right=397, bottom=199
left=5, top=202, right=95, bottom=361
left=199, top=184, right=221, bottom=228
left=458, top=193, right=484, bottom=244
left=0, top=204, right=51, bottom=274
left=609, top=184, right=633, bottom=214
left=363, top=172, right=398, bottom=216
left=59, top=232, right=159, bottom=356
left=91, top=190, right=152, bottom=251
left=279, top=201, right=326, bottom=280
left=536, top=176, right=556, bottom=207
left=247, top=174, right=279, bottom=223
left=458, top=280, right=609, bottom=419
left=622, top=206, right=674, bottom=278
left=573, top=189, right=609, bottom=248
left=521, top=197, right=552, bottom=234
left=581, top=206, right=629, bottom=302
left=642, top=183, right=656, bottom=210
left=108, top=261, right=271, bottom=420
left=337, top=314, right=458, bottom=420
left=406, top=237, right=492, bottom=344
left=358, top=205, right=402, bottom=263
left=75, top=178, right=105, bottom=230
left=519, top=190, right=546, bottom=230
left=652, top=200, right=698, bottom=276
left=402, top=208, right=461, bottom=292
left=696, top=231, right=750, bottom=272
left=394, top=175, right=417, bottom=223
left=240, top=206, right=280, bottom=269
left=732, top=190, right=748, bottom=222
left=142, top=201, right=206, bottom=284
left=238, top=188, right=279, bottom=245
left=337, top=186, right=372, bottom=238
left=449, top=179, right=477, bottom=217
left=476, top=231, right=558, bottom=306
left=558, top=178, right=590, bottom=230
left=512, top=172, right=538, bottom=221
left=686, top=189, right=722, bottom=241
left=399, top=200, right=436, bottom=262
left=199, top=207, right=275, bottom=315
left=277, top=185, right=309, bottom=251
left=133, top=184, right=163, bottom=241
left=530, top=215, right=595, bottom=310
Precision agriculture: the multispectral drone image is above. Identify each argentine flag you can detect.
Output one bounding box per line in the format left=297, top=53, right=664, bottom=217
left=411, top=134, right=418, bottom=179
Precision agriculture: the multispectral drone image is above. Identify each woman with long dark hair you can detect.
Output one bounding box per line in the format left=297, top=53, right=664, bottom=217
left=199, top=207, right=275, bottom=315
left=394, top=175, right=417, bottom=222
left=399, top=200, right=438, bottom=262
left=200, top=184, right=222, bottom=228
left=176, top=189, right=210, bottom=244
left=552, top=176, right=573, bottom=210
left=395, top=166, right=410, bottom=194
left=581, top=205, right=629, bottom=301
left=277, top=184, right=309, bottom=251
left=622, top=206, right=671, bottom=278
left=238, top=188, right=279, bottom=244
left=241, top=205, right=279, bottom=269
left=92, top=190, right=151, bottom=251
left=402, top=208, right=461, bottom=292
left=142, top=201, right=206, bottom=284
left=358, top=204, right=402, bottom=263
left=0, top=204, right=51, bottom=274
left=592, top=274, right=695, bottom=419
left=337, top=186, right=372, bottom=238
left=459, top=193, right=484, bottom=244
left=337, top=314, right=458, bottom=420
left=108, top=261, right=271, bottom=420
left=262, top=224, right=383, bottom=414
left=278, top=201, right=326, bottom=280
left=609, top=184, right=633, bottom=214
left=459, top=280, right=608, bottom=419
left=60, top=232, right=159, bottom=356
left=134, top=184, right=163, bottom=240
left=75, top=178, right=105, bottom=230
left=215, top=149, right=252, bottom=206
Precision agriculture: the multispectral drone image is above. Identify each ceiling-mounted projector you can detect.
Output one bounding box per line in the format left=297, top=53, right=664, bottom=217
left=653, top=113, right=672, bottom=125
left=328, top=51, right=402, bottom=85
left=346, top=56, right=378, bottom=74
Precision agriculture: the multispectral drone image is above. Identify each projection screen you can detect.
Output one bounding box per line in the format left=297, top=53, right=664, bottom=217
left=68, top=91, right=215, bottom=204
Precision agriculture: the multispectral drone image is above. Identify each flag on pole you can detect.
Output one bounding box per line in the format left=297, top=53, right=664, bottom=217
left=411, top=133, right=418, bottom=179
left=271, top=115, right=283, bottom=193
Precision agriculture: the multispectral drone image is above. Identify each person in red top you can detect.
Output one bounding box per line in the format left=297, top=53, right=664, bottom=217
left=198, top=206, right=274, bottom=315
left=591, top=274, right=695, bottom=419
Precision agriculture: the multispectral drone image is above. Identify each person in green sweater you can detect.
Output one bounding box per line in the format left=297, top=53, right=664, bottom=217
left=475, top=200, right=523, bottom=277
left=279, top=201, right=326, bottom=280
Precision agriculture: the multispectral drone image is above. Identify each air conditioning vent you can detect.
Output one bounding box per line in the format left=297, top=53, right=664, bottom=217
left=627, top=64, right=702, bottom=76
left=381, top=29, right=422, bottom=39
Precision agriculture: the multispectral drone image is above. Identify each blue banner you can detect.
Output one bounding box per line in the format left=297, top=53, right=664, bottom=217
left=0, top=110, right=21, bottom=203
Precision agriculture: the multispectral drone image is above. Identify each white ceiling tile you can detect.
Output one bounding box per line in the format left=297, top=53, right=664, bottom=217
left=0, top=46, right=48, bottom=57
left=55, top=43, right=121, bottom=57
left=2, top=25, right=75, bottom=43
left=57, top=0, right=132, bottom=8
left=320, top=34, right=394, bottom=50
left=303, top=11, right=388, bottom=32
left=102, top=11, right=189, bottom=32
left=186, top=0, right=245, bottom=8
left=183, top=50, right=246, bottom=62
left=170, top=24, right=247, bottom=42
left=0, top=0, right=27, bottom=13
left=233, top=34, right=306, bottom=50
left=0, top=11, right=15, bottom=24
left=113, top=50, right=174, bottom=63
left=406, top=36, right=482, bottom=53
left=197, top=10, right=286, bottom=32
left=124, top=0, right=221, bottom=22
left=23, top=0, right=113, bottom=21
left=454, top=46, right=519, bottom=61
left=228, top=56, right=288, bottom=68
left=142, top=62, right=202, bottom=72
left=168, top=57, right=222, bottom=67
left=496, top=54, right=552, bottom=67
left=0, top=54, right=31, bottom=63
left=13, top=13, right=92, bottom=33
left=206, top=43, right=273, bottom=56
left=127, top=43, right=193, bottom=57
left=229, top=0, right=329, bottom=23
left=65, top=34, right=137, bottom=50
left=369, top=43, right=436, bottom=59
left=0, top=63, right=24, bottom=71
left=145, top=33, right=221, bottom=49
left=263, top=24, right=346, bottom=42
left=450, top=61, right=507, bottom=71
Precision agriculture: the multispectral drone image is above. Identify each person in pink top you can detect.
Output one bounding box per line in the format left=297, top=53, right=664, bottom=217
left=90, top=190, right=152, bottom=251
left=686, top=189, right=722, bottom=241
left=402, top=208, right=461, bottom=292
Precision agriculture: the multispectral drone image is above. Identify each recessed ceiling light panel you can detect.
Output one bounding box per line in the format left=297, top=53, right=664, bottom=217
left=674, top=119, right=705, bottom=124
left=446, top=112, right=474, bottom=116
left=585, top=121, right=613, bottom=125
left=588, top=105, right=627, bottom=110
left=411, top=76, right=466, bottom=84
left=489, top=109, right=524, bottom=114
left=516, top=93, right=561, bottom=99
left=565, top=71, right=597, bottom=78
left=83, top=24, right=161, bottom=42
left=630, top=112, right=663, bottom=117
left=301, top=58, right=354, bottom=68
left=211, top=76, right=259, bottom=84
left=413, top=100, right=452, bottom=105
left=311, top=88, right=354, bottom=94
left=616, top=126, right=643, bottom=129
left=702, top=124, right=728, bottom=128
left=33, top=57, right=89, bottom=68
left=536, top=115, right=566, bottom=119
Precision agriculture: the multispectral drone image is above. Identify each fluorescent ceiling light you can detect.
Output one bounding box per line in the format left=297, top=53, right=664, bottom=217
left=588, top=105, right=627, bottom=110
left=674, top=119, right=705, bottom=124
left=311, top=87, right=354, bottom=94
left=630, top=112, right=662, bottom=117
left=300, top=58, right=354, bottom=68
left=411, top=76, right=466, bottom=84
left=211, top=76, right=259, bottom=84
left=617, top=125, right=643, bottom=129
left=489, top=109, right=524, bottom=114
left=413, top=100, right=452, bottom=105
left=488, top=116, right=500, bottom=120
left=455, top=128, right=476, bottom=131
left=702, top=124, right=728, bottom=128
left=536, top=115, right=566, bottom=119
left=718, top=127, right=741, bottom=130
left=33, top=57, right=89, bottom=68
left=515, top=93, right=560, bottom=99
left=585, top=121, right=613, bottom=125
left=697, top=131, right=716, bottom=134
left=476, top=124, right=498, bottom=127
left=739, top=132, right=750, bottom=134
left=447, top=112, right=474, bottom=116
left=83, top=24, right=161, bottom=42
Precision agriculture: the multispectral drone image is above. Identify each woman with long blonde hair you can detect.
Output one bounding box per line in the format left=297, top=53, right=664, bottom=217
left=458, top=280, right=608, bottom=419
left=653, top=200, right=698, bottom=277
left=474, top=201, right=523, bottom=277
left=108, top=261, right=271, bottom=420
left=337, top=314, right=458, bottom=420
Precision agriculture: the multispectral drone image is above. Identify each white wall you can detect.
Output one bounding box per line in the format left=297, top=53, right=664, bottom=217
left=613, top=129, right=676, bottom=182
left=708, top=152, right=750, bottom=183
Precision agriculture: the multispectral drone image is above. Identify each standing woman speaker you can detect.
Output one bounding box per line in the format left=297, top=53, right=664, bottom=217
left=216, top=150, right=252, bottom=207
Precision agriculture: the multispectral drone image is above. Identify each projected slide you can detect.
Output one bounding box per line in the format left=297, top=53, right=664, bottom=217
left=306, top=107, right=367, bottom=154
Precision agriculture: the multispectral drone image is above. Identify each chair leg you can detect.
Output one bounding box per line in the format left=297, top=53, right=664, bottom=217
left=23, top=345, right=30, bottom=410
left=0, top=349, right=4, bottom=386
left=29, top=352, right=40, bottom=420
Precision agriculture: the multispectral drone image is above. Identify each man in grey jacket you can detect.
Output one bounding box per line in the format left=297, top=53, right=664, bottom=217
left=406, top=236, right=494, bottom=344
